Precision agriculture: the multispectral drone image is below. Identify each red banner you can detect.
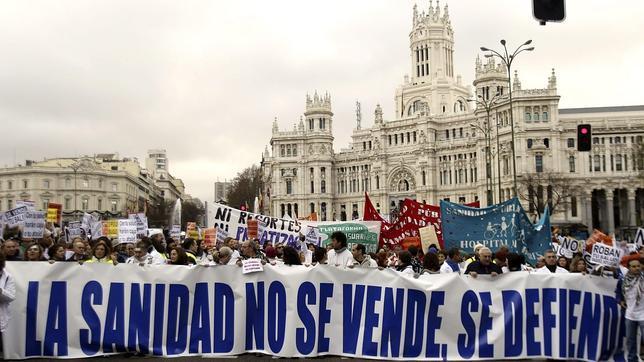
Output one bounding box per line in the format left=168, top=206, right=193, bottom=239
left=363, top=193, right=479, bottom=250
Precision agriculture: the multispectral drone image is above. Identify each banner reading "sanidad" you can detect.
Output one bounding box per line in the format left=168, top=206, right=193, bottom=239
left=4, top=262, right=624, bottom=361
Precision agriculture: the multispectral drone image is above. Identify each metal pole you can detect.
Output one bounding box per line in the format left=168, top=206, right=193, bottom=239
left=486, top=108, right=494, bottom=204
left=495, top=109, right=502, bottom=201
left=506, top=61, right=518, bottom=198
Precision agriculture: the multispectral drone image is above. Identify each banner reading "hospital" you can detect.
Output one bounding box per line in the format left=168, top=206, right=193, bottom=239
left=5, top=263, right=623, bottom=361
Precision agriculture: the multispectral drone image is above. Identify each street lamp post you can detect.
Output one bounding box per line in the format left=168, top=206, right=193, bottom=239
left=470, top=93, right=501, bottom=205
left=480, top=40, right=534, bottom=197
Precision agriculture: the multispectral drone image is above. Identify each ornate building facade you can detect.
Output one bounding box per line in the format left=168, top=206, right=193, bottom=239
left=261, top=2, right=644, bottom=238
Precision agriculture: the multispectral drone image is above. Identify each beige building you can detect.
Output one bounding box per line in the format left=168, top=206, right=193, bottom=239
left=0, top=152, right=186, bottom=220
left=261, top=3, right=644, bottom=239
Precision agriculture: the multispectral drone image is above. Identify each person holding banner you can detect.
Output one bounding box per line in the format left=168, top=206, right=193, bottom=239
left=464, top=247, right=502, bottom=278
left=439, top=247, right=462, bottom=274
left=22, top=243, right=45, bottom=262
left=1, top=240, right=21, bottom=261
left=350, top=243, right=378, bottom=268
left=536, top=250, right=569, bottom=274
left=47, top=244, right=67, bottom=263
left=0, top=250, right=16, bottom=354
left=620, top=256, right=644, bottom=362
left=66, top=238, right=89, bottom=263
left=168, top=246, right=190, bottom=266
left=85, top=240, right=114, bottom=264
left=327, top=231, right=355, bottom=268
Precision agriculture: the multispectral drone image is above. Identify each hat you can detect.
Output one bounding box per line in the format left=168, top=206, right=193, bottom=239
left=111, top=238, right=121, bottom=248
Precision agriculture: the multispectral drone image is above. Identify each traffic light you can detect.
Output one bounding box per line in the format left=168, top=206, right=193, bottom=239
left=533, top=0, right=565, bottom=24
left=577, top=124, right=592, bottom=152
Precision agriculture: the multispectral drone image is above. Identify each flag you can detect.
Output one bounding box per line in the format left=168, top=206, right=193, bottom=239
left=169, top=199, right=182, bottom=227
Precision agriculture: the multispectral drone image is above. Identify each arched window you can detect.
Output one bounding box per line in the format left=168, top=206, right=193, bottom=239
left=593, top=155, right=601, bottom=171
left=321, top=180, right=326, bottom=193
left=525, top=107, right=532, bottom=121
left=375, top=175, right=380, bottom=189
left=398, top=180, right=410, bottom=191
left=615, top=154, right=623, bottom=171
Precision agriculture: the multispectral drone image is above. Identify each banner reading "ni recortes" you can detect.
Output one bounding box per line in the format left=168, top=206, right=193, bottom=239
left=5, top=262, right=624, bottom=361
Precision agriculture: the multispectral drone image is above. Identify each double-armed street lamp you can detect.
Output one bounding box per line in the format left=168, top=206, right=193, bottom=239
left=480, top=39, right=534, bottom=198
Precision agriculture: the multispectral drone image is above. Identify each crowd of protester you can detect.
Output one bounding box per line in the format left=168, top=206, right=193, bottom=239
left=1, top=224, right=644, bottom=361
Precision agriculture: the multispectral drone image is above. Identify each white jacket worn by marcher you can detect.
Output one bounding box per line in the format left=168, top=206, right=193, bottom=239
left=327, top=248, right=355, bottom=268
left=0, top=269, right=16, bottom=333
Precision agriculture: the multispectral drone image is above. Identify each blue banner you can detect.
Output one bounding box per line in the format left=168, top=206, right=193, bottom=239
left=440, top=198, right=551, bottom=264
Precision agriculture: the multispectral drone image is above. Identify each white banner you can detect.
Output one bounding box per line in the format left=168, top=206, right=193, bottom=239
left=65, top=221, right=83, bottom=241
left=208, top=202, right=302, bottom=245
left=4, top=263, right=624, bottom=361
left=556, top=236, right=583, bottom=259
left=22, top=211, right=46, bottom=239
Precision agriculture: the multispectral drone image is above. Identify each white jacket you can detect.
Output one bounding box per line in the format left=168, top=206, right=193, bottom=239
left=0, top=270, right=16, bottom=333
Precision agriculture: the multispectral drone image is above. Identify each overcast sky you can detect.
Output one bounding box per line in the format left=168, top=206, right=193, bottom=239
left=1, top=0, right=642, bottom=203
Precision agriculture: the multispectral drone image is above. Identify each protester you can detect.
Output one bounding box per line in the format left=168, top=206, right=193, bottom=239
left=0, top=250, right=16, bottom=352
left=66, top=239, right=89, bottom=263
left=570, top=255, right=588, bottom=274
left=216, top=246, right=235, bottom=265
left=181, top=238, right=198, bottom=265
left=437, top=249, right=447, bottom=267
left=1, top=240, right=21, bottom=261
left=237, top=240, right=268, bottom=265
left=407, top=245, right=423, bottom=273
left=464, top=243, right=484, bottom=266
left=168, top=246, right=189, bottom=266
left=536, top=250, right=569, bottom=274
left=22, top=243, right=46, bottom=261
left=464, top=247, right=502, bottom=278
left=351, top=243, right=378, bottom=268
left=506, top=252, right=524, bottom=272
left=312, top=246, right=327, bottom=265
left=535, top=255, right=546, bottom=269
left=326, top=231, right=354, bottom=268
left=557, top=255, right=569, bottom=270
left=420, top=252, right=441, bottom=275
left=619, top=256, right=644, bottom=362
left=396, top=251, right=415, bottom=275
left=282, top=246, right=302, bottom=266
left=86, top=239, right=114, bottom=264
left=439, top=247, right=461, bottom=274
left=126, top=241, right=165, bottom=265
left=375, top=250, right=389, bottom=268
left=47, top=244, right=67, bottom=263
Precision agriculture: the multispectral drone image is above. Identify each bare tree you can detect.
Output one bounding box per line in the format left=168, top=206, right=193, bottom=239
left=227, top=165, right=262, bottom=210
left=517, top=172, right=576, bottom=218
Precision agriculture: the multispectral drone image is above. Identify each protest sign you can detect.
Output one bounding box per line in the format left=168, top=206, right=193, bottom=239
left=590, top=242, right=622, bottom=267
left=4, top=205, right=29, bottom=227
left=66, top=221, right=83, bottom=241
left=129, top=213, right=148, bottom=237
left=23, top=211, right=46, bottom=239
left=46, top=203, right=62, bottom=224
left=241, top=258, right=264, bottom=274
left=4, top=263, right=624, bottom=360
left=441, top=198, right=551, bottom=265
left=118, top=219, right=138, bottom=244
left=419, top=225, right=439, bottom=252
left=400, top=236, right=422, bottom=250
left=16, top=200, right=36, bottom=211
left=303, top=225, right=322, bottom=246
left=169, top=225, right=181, bottom=240
left=301, top=221, right=381, bottom=254
left=247, top=219, right=258, bottom=240
left=208, top=202, right=302, bottom=245
left=634, top=228, right=644, bottom=247
left=555, top=236, right=583, bottom=259
left=203, top=227, right=216, bottom=249
left=101, top=220, right=118, bottom=239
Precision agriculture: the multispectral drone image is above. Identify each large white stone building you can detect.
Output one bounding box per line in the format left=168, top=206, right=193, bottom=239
left=261, top=3, right=644, bottom=238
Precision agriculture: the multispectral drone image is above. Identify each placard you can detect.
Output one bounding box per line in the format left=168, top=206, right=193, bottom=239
left=23, top=211, right=46, bottom=239
left=118, top=219, right=138, bottom=244
left=241, top=258, right=264, bottom=274
left=590, top=242, right=622, bottom=267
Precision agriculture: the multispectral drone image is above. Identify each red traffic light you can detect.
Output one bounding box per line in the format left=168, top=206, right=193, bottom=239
left=577, top=124, right=592, bottom=152
left=580, top=128, right=588, bottom=135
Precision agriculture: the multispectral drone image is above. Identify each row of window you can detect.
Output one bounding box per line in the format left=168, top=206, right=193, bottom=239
left=439, top=168, right=478, bottom=186
left=524, top=106, right=549, bottom=121
left=337, top=165, right=370, bottom=174
left=307, top=117, right=327, bottom=131
left=279, top=144, right=298, bottom=158
left=440, top=152, right=477, bottom=162
left=444, top=127, right=464, bottom=140
left=0, top=178, right=117, bottom=191
left=388, top=131, right=417, bottom=146
left=588, top=154, right=641, bottom=172
left=593, top=135, right=643, bottom=145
